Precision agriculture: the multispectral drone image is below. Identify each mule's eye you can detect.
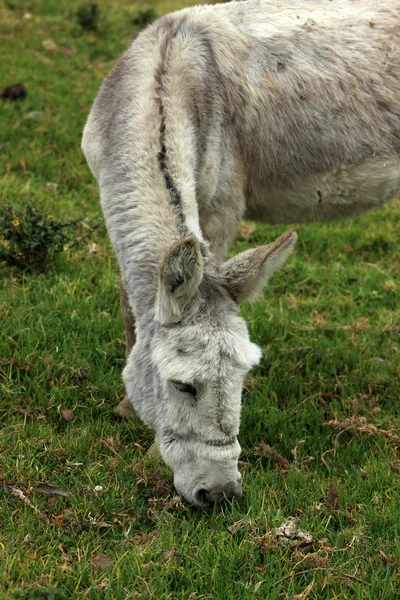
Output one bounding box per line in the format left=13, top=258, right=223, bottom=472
left=171, top=380, right=197, bottom=397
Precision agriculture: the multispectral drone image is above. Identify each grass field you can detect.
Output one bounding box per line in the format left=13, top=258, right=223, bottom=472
left=1, top=1, right=400, bottom=598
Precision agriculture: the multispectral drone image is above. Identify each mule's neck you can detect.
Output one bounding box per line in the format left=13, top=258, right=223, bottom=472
left=96, top=13, right=247, bottom=318
left=97, top=61, right=206, bottom=318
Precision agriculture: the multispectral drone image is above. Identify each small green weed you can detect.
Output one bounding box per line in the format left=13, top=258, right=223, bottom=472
left=10, top=586, right=68, bottom=600
left=0, top=203, right=78, bottom=272
left=76, top=2, right=99, bottom=31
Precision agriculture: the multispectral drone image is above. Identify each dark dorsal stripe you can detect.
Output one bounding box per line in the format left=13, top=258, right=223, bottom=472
left=154, top=18, right=190, bottom=237
left=157, top=115, right=187, bottom=230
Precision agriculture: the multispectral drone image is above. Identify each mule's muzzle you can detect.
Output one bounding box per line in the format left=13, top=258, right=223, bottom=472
left=167, top=444, right=243, bottom=508
left=193, top=478, right=243, bottom=506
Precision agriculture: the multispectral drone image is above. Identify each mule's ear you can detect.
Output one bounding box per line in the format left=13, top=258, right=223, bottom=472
left=155, top=236, right=204, bottom=325
left=221, top=230, right=297, bottom=304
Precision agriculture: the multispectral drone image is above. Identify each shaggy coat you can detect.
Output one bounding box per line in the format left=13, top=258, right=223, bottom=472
left=82, top=0, right=400, bottom=506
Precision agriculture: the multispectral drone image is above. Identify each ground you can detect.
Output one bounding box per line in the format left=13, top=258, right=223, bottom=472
left=1, top=1, right=399, bottom=599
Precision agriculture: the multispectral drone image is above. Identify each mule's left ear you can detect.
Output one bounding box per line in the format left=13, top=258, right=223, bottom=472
left=155, top=236, right=204, bottom=325
left=221, top=230, right=297, bottom=304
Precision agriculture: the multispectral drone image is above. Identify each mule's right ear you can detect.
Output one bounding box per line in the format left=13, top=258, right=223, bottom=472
left=155, top=236, right=204, bottom=325
left=220, top=230, right=297, bottom=304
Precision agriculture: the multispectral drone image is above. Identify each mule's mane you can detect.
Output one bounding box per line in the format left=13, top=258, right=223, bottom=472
left=154, top=17, right=190, bottom=238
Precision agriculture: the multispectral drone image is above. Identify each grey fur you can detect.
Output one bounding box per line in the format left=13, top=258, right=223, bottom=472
left=82, top=0, right=400, bottom=506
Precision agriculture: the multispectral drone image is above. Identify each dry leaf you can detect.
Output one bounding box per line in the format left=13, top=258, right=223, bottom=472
left=114, top=398, right=135, bottom=419
left=170, top=496, right=185, bottom=509
left=42, top=39, right=58, bottom=51
left=162, top=550, right=183, bottom=563
left=325, top=483, right=339, bottom=510
left=36, top=483, right=71, bottom=496
left=58, top=404, right=75, bottom=422
left=50, top=513, right=73, bottom=527
left=276, top=517, right=314, bottom=547
left=92, top=553, right=113, bottom=568
left=146, top=507, right=160, bottom=521
left=377, top=549, right=398, bottom=565
left=383, top=279, right=396, bottom=291
left=147, top=443, right=161, bottom=459
left=292, top=582, right=314, bottom=600
left=44, top=182, right=58, bottom=191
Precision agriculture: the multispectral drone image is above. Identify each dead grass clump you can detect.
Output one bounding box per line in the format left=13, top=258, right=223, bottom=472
left=255, top=442, right=290, bottom=469
left=327, top=415, right=400, bottom=444
left=346, top=394, right=381, bottom=416
left=227, top=519, right=259, bottom=536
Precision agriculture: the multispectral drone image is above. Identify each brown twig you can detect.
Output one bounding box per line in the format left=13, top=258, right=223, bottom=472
left=67, top=221, right=103, bottom=250
left=7, top=486, right=45, bottom=518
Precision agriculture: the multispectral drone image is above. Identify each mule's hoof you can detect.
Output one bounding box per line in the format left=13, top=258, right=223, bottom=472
left=114, top=398, right=135, bottom=419
left=147, top=442, right=161, bottom=459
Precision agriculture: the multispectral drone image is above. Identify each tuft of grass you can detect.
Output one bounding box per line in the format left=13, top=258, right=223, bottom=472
left=1, top=1, right=399, bottom=599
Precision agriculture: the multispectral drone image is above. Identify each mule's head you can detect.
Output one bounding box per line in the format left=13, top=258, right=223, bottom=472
left=123, top=231, right=297, bottom=507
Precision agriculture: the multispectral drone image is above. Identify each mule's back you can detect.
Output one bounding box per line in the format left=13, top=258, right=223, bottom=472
left=84, top=0, right=400, bottom=228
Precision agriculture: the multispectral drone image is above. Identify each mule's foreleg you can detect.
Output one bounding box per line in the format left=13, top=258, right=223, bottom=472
left=114, top=279, right=136, bottom=418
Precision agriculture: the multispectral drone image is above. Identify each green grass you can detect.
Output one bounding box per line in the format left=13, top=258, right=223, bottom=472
left=1, top=1, right=400, bottom=598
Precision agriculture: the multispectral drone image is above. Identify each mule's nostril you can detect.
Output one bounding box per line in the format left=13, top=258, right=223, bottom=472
left=224, top=479, right=243, bottom=501
left=194, top=488, right=210, bottom=506
left=193, top=480, right=243, bottom=506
